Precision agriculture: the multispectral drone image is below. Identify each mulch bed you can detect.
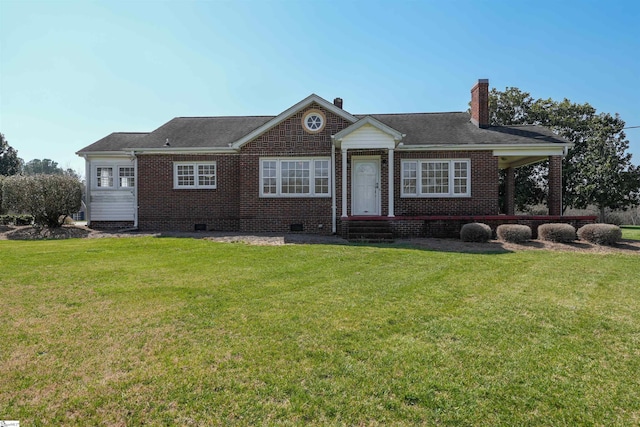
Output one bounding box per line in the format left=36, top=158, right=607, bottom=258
left=1, top=225, right=639, bottom=254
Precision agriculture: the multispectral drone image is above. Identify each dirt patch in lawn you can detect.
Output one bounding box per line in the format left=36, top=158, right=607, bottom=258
left=1, top=224, right=639, bottom=254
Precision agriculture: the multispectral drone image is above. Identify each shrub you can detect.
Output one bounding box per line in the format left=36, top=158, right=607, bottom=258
left=0, top=214, right=11, bottom=225
left=2, top=174, right=82, bottom=228
left=538, top=223, right=576, bottom=243
left=604, top=212, right=623, bottom=226
left=496, top=224, right=532, bottom=243
left=460, top=222, right=492, bottom=242
left=578, top=224, right=622, bottom=245
left=15, top=214, right=34, bottom=226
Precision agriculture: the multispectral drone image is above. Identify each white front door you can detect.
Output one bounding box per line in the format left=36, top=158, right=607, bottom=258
left=352, top=158, right=380, bottom=216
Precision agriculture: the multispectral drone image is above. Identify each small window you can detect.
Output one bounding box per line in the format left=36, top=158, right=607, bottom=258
left=96, top=167, right=114, bottom=188
left=302, top=109, right=326, bottom=133
left=174, top=162, right=217, bottom=189
left=119, top=167, right=135, bottom=188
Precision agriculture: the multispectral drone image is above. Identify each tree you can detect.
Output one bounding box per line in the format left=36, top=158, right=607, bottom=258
left=490, top=88, right=547, bottom=211
left=569, top=113, right=640, bottom=220
left=489, top=88, right=640, bottom=220
left=23, top=158, right=64, bottom=175
left=2, top=174, right=82, bottom=228
left=0, top=133, right=22, bottom=176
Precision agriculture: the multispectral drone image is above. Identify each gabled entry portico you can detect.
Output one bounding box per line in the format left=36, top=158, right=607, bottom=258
left=332, top=116, right=404, bottom=220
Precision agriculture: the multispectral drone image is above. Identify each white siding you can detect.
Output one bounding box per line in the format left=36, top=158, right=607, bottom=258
left=90, top=191, right=135, bottom=220
left=341, top=124, right=396, bottom=150
left=86, top=156, right=136, bottom=222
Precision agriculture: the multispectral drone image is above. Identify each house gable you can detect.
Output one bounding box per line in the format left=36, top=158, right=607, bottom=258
left=231, top=94, right=358, bottom=150
left=333, top=116, right=404, bottom=150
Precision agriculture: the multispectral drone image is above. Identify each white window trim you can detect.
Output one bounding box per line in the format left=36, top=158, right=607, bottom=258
left=260, top=157, right=331, bottom=198
left=173, top=161, right=217, bottom=189
left=93, top=164, right=135, bottom=190
left=401, top=159, right=471, bottom=198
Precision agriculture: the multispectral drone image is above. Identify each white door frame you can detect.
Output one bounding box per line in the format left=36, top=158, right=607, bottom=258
left=351, top=156, right=381, bottom=216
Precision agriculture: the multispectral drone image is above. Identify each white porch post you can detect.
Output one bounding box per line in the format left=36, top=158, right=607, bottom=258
left=388, top=148, right=395, bottom=217
left=341, top=148, right=348, bottom=218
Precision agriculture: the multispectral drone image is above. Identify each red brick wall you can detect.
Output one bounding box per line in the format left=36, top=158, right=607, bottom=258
left=548, top=155, right=563, bottom=215
left=133, top=104, right=503, bottom=233
left=137, top=154, right=240, bottom=231
left=239, top=103, right=352, bottom=234
left=394, top=150, right=499, bottom=216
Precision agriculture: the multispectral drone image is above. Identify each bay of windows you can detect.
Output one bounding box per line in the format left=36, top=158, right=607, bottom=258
left=261, top=158, right=330, bottom=197
left=401, top=159, right=470, bottom=197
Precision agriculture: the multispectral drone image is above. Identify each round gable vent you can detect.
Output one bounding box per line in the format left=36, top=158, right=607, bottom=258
left=302, top=109, right=326, bottom=133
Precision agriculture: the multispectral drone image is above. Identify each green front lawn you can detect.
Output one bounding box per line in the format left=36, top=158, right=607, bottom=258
left=1, top=238, right=639, bottom=425
left=621, top=225, right=640, bottom=240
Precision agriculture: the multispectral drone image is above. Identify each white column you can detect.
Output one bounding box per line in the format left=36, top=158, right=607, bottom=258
left=341, top=149, right=348, bottom=218
left=388, top=148, right=395, bottom=217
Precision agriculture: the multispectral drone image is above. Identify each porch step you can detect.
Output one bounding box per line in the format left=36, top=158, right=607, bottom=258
left=347, top=221, right=394, bottom=242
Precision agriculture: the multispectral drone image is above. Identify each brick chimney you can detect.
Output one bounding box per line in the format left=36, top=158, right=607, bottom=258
left=333, top=97, right=343, bottom=109
left=470, top=79, right=489, bottom=128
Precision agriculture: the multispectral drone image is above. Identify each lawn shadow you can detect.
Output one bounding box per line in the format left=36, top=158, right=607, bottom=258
left=389, top=238, right=514, bottom=254
left=614, top=240, right=640, bottom=252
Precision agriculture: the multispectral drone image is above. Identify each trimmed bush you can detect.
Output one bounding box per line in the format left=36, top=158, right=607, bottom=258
left=460, top=222, right=492, bottom=243
left=578, top=224, right=622, bottom=245
left=538, top=223, right=576, bottom=243
left=496, top=224, right=532, bottom=243
left=2, top=174, right=82, bottom=228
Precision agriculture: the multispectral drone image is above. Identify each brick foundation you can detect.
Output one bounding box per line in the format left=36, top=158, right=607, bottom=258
left=89, top=220, right=135, bottom=230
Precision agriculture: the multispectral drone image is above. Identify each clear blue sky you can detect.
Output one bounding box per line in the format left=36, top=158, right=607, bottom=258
left=1, top=0, right=639, bottom=176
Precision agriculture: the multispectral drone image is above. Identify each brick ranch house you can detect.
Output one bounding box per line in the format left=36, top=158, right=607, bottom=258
left=77, top=79, right=594, bottom=239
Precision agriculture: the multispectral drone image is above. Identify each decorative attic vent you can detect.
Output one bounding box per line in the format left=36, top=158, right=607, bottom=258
left=290, top=223, right=304, bottom=232
left=194, top=224, right=207, bottom=231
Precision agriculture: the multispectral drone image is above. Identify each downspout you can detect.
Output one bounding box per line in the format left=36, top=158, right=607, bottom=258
left=131, top=151, right=139, bottom=228
left=83, top=155, right=91, bottom=226
left=331, top=142, right=337, bottom=234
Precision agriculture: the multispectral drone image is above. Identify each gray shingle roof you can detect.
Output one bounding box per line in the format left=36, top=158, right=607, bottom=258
left=77, top=132, right=149, bottom=153
left=131, top=116, right=275, bottom=149
left=366, top=112, right=568, bottom=146
left=78, top=111, right=568, bottom=154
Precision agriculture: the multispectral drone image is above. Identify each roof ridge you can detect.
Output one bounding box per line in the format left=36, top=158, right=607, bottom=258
left=174, top=115, right=276, bottom=119
left=364, top=111, right=467, bottom=116
left=112, top=131, right=149, bottom=134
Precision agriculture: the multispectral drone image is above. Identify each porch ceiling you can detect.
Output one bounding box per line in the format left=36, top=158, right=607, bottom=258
left=498, top=155, right=548, bottom=169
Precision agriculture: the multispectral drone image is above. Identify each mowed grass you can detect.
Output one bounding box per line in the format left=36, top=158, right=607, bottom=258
left=622, top=225, right=640, bottom=240
left=1, top=238, right=639, bottom=426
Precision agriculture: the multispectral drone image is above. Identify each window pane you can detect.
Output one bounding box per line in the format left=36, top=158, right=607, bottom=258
left=422, top=162, right=449, bottom=194
left=97, top=167, right=113, bottom=187
left=119, top=167, right=134, bottom=188
left=177, top=165, right=195, bottom=186
left=453, top=161, right=468, bottom=194
left=198, top=164, right=216, bottom=187
left=314, top=160, right=329, bottom=194
left=262, top=161, right=277, bottom=194
left=403, top=162, right=417, bottom=194
left=281, top=161, right=309, bottom=194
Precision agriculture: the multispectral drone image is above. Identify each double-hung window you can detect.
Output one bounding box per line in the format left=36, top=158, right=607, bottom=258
left=96, top=167, right=114, bottom=188
left=260, top=158, right=331, bottom=197
left=401, top=159, right=470, bottom=197
left=173, top=162, right=217, bottom=189
left=95, top=165, right=135, bottom=189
